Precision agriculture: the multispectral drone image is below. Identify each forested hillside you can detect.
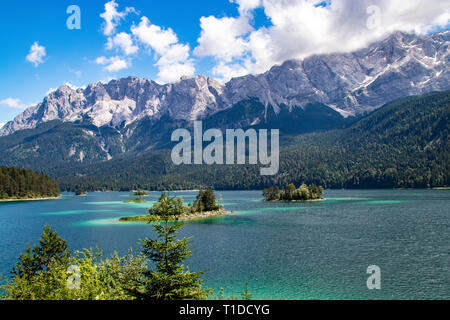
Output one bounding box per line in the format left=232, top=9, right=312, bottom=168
left=51, top=91, right=449, bottom=191
left=0, top=167, right=60, bottom=200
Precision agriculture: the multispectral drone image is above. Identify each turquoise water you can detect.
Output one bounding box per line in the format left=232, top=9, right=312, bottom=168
left=0, top=190, right=449, bottom=299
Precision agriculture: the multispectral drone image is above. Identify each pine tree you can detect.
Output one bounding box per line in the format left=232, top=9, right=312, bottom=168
left=12, top=224, right=70, bottom=278
left=133, top=193, right=210, bottom=300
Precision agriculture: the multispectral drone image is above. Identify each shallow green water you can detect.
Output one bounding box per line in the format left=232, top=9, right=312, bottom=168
left=0, top=190, right=449, bottom=299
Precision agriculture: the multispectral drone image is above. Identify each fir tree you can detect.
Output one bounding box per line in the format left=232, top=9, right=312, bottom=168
left=132, top=193, right=210, bottom=300
left=12, top=224, right=70, bottom=278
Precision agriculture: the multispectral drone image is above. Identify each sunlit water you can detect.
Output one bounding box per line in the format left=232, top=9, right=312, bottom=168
left=0, top=190, right=449, bottom=299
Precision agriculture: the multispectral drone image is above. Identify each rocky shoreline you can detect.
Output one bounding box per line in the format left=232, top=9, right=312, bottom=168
left=265, top=198, right=326, bottom=203
left=0, top=196, right=61, bottom=202
left=119, top=208, right=234, bottom=222
left=179, top=208, right=233, bottom=221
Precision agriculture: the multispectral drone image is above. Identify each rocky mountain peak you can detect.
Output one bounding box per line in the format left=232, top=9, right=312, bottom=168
left=0, top=31, right=448, bottom=137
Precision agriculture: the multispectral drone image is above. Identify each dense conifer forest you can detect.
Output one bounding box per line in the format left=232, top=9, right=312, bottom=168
left=51, top=91, right=449, bottom=191
left=0, top=167, right=60, bottom=200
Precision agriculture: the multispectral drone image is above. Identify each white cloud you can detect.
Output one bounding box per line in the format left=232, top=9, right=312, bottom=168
left=0, top=123, right=5, bottom=129
left=232, top=0, right=263, bottom=14
left=96, top=56, right=130, bottom=72
left=156, top=62, right=196, bottom=84
left=131, top=17, right=195, bottom=83
left=0, top=98, right=26, bottom=109
left=194, top=0, right=450, bottom=81
left=194, top=15, right=252, bottom=63
left=131, top=17, right=178, bottom=54
left=106, top=32, right=139, bottom=55
left=100, top=0, right=136, bottom=36
left=212, top=61, right=250, bottom=80
left=96, top=56, right=108, bottom=65
left=26, top=42, right=46, bottom=67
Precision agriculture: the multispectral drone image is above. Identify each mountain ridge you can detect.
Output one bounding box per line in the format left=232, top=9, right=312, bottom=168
left=0, top=30, right=448, bottom=171
left=50, top=90, right=449, bottom=191
left=1, top=30, right=448, bottom=138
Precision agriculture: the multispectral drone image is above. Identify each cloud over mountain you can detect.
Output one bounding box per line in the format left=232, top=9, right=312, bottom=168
left=194, top=0, right=450, bottom=81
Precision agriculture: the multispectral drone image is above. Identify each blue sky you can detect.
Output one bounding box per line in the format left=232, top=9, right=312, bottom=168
left=0, top=0, right=246, bottom=124
left=0, top=0, right=448, bottom=125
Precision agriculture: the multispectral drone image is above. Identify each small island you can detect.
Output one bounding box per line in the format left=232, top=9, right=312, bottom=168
left=120, top=188, right=232, bottom=222
left=263, top=183, right=324, bottom=201
left=0, top=167, right=60, bottom=201
left=75, top=189, right=87, bottom=196
left=133, top=189, right=149, bottom=196
left=123, top=189, right=149, bottom=203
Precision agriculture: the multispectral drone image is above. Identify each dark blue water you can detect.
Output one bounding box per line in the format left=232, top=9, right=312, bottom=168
left=0, top=190, right=449, bottom=299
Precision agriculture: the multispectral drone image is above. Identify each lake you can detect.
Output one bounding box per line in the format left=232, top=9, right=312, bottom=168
left=0, top=189, right=449, bottom=299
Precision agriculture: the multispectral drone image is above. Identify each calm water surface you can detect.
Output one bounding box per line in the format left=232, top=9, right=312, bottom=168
left=0, top=190, right=448, bottom=299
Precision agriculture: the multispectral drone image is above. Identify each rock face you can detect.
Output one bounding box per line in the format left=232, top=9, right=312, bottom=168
left=1, top=76, right=227, bottom=136
left=225, top=30, right=449, bottom=116
left=1, top=31, right=448, bottom=137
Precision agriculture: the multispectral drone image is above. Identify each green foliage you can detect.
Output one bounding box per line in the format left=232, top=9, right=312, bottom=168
left=12, top=225, right=70, bottom=278
left=132, top=193, right=211, bottom=300
left=1, top=222, right=245, bottom=300
left=75, top=189, right=86, bottom=196
left=119, top=215, right=150, bottom=222
left=262, top=186, right=280, bottom=201
left=146, top=193, right=187, bottom=221
left=2, top=212, right=248, bottom=301
left=308, top=184, right=323, bottom=199
left=3, top=248, right=147, bottom=300
left=192, top=188, right=220, bottom=212
left=129, top=190, right=149, bottom=202
left=2, top=226, right=147, bottom=300
left=284, top=184, right=296, bottom=200
left=263, top=183, right=323, bottom=201
left=133, top=190, right=149, bottom=196
left=0, top=167, right=60, bottom=200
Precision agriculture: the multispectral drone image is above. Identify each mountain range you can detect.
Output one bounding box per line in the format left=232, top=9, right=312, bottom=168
left=0, top=30, right=448, bottom=186
left=53, top=90, right=450, bottom=190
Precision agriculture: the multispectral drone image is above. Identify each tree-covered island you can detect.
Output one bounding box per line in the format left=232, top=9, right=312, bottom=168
left=133, top=190, right=149, bottom=196
left=120, top=188, right=232, bottom=222
left=124, top=190, right=150, bottom=203
left=263, top=183, right=324, bottom=201
left=75, top=189, right=87, bottom=196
